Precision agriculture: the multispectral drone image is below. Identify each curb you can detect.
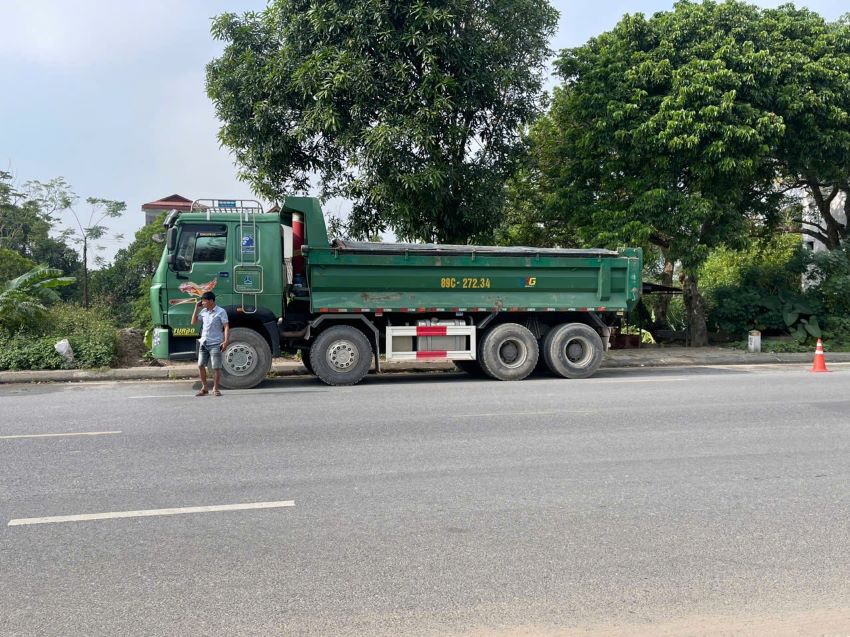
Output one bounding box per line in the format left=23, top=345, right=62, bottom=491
left=2, top=348, right=850, bottom=385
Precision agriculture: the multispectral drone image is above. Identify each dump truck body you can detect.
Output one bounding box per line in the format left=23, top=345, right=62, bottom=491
left=307, top=240, right=640, bottom=314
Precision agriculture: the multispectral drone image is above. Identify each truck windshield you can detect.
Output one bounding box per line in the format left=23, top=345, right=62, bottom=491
left=174, top=224, right=227, bottom=271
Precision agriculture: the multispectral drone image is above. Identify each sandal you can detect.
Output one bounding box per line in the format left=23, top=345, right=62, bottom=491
left=195, top=389, right=209, bottom=397
left=213, top=390, right=222, bottom=396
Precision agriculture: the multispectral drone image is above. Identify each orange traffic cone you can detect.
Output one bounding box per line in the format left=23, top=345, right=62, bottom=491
left=810, top=338, right=830, bottom=373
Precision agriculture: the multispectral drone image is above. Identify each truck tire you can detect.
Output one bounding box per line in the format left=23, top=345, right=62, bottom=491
left=310, top=325, right=373, bottom=386
left=299, top=348, right=313, bottom=375
left=543, top=322, right=603, bottom=379
left=478, top=323, right=538, bottom=381
left=220, top=327, right=272, bottom=389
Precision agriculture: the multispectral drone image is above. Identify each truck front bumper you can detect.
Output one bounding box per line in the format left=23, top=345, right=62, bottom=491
left=151, top=327, right=170, bottom=359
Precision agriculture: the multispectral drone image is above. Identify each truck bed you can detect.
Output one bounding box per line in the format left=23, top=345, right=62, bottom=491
left=305, top=241, right=642, bottom=314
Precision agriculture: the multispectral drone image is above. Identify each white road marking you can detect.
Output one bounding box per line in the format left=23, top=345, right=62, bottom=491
left=0, top=431, right=121, bottom=440
left=592, top=377, right=690, bottom=383
left=7, top=500, right=295, bottom=526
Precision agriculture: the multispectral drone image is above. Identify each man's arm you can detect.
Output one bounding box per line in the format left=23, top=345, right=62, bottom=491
left=220, top=322, right=230, bottom=350
left=191, top=301, right=202, bottom=325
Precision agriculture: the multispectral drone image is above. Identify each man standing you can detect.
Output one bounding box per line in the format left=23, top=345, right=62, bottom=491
left=191, top=291, right=230, bottom=396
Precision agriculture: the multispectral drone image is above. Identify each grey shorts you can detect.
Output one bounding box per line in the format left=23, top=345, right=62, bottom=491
left=198, top=343, right=223, bottom=369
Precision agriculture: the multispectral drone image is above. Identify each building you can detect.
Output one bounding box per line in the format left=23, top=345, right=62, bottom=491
left=141, top=194, right=195, bottom=226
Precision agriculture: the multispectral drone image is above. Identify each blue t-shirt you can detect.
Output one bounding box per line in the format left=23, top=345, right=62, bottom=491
left=199, top=305, right=228, bottom=346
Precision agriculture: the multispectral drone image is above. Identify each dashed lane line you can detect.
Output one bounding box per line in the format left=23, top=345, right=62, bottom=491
left=7, top=500, right=296, bottom=526
left=0, top=431, right=121, bottom=440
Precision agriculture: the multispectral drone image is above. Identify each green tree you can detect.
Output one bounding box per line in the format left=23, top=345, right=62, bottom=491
left=0, top=266, right=75, bottom=334
left=207, top=0, right=558, bottom=243
left=524, top=0, right=837, bottom=345
left=0, top=248, right=36, bottom=282
left=0, top=171, right=81, bottom=278
left=27, top=178, right=126, bottom=308
left=90, top=213, right=166, bottom=327
left=760, top=8, right=850, bottom=251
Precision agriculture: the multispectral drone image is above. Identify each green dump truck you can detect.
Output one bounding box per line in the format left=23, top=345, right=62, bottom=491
left=150, top=198, right=642, bottom=388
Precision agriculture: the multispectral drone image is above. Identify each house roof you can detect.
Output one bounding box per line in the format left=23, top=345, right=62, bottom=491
left=142, top=194, right=194, bottom=211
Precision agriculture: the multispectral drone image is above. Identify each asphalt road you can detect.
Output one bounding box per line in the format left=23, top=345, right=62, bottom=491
left=1, top=365, right=849, bottom=636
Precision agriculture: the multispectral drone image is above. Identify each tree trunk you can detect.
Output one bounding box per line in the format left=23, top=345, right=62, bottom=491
left=681, top=272, right=708, bottom=347
left=655, top=251, right=675, bottom=328
left=82, top=241, right=88, bottom=309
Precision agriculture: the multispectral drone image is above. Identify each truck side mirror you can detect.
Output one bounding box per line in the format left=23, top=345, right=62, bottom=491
left=166, top=253, right=175, bottom=266
left=166, top=227, right=177, bottom=251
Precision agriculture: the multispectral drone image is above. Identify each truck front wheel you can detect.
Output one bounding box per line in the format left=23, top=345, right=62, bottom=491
left=478, top=323, right=538, bottom=381
left=220, top=327, right=273, bottom=389
left=310, top=325, right=373, bottom=386
left=543, top=323, right=603, bottom=379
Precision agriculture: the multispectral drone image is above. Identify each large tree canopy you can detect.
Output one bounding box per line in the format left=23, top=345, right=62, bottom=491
left=207, top=0, right=558, bottom=243
left=764, top=7, right=850, bottom=250
left=517, top=0, right=850, bottom=345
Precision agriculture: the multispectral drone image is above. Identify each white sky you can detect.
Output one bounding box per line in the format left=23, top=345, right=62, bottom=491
left=0, top=0, right=845, bottom=262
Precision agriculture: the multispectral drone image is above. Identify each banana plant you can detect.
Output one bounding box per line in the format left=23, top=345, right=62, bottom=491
left=0, top=266, right=75, bottom=333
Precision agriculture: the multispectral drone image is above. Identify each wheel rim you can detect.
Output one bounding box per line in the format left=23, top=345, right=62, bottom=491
left=497, top=337, right=528, bottom=369
left=223, top=342, right=257, bottom=376
left=326, top=339, right=359, bottom=371
left=563, top=337, right=593, bottom=367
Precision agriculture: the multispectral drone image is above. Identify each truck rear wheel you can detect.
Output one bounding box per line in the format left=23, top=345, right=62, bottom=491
left=220, top=327, right=272, bottom=389
left=478, top=323, right=538, bottom=381
left=310, top=325, right=373, bottom=386
left=543, top=323, right=603, bottom=379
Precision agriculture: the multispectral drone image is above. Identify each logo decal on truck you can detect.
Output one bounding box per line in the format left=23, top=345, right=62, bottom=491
left=167, top=278, right=218, bottom=305
left=522, top=277, right=537, bottom=287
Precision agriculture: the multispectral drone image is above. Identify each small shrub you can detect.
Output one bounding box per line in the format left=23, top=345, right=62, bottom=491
left=0, top=304, right=116, bottom=370
left=701, top=237, right=810, bottom=338
left=0, top=335, right=67, bottom=370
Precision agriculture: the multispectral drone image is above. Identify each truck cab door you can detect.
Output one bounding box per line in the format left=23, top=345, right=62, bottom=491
left=165, top=223, right=232, bottom=337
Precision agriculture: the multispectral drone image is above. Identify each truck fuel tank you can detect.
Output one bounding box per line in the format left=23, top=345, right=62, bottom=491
left=416, top=319, right=467, bottom=352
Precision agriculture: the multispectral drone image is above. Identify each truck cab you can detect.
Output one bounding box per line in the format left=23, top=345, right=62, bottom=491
left=151, top=199, right=286, bottom=387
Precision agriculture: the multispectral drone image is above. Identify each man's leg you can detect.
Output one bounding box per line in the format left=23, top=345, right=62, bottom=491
left=211, top=347, right=223, bottom=394
left=196, top=345, right=210, bottom=395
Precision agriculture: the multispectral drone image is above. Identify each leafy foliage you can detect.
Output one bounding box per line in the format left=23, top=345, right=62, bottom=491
left=0, top=266, right=75, bottom=334
left=89, top=213, right=166, bottom=327
left=0, top=171, right=81, bottom=280
left=0, top=247, right=36, bottom=282
left=804, top=246, right=850, bottom=319
left=761, top=8, right=850, bottom=251
left=512, top=1, right=850, bottom=345
left=699, top=236, right=829, bottom=341
left=207, top=0, right=558, bottom=243
left=26, top=178, right=126, bottom=307
left=0, top=304, right=116, bottom=370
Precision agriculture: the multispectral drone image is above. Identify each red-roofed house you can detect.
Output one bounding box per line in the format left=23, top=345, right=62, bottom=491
left=141, top=194, right=194, bottom=225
